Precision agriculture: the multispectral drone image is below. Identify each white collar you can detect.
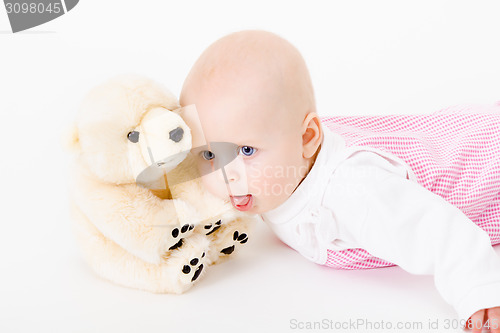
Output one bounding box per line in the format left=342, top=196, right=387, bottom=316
left=261, top=127, right=346, bottom=224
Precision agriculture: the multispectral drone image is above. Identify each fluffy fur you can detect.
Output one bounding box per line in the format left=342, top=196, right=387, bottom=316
left=62, top=75, right=257, bottom=294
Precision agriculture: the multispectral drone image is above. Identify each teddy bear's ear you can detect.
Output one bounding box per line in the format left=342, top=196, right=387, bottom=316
left=60, top=122, right=81, bottom=153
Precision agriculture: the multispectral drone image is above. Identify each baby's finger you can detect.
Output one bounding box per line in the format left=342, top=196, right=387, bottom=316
left=466, top=310, right=485, bottom=333
left=487, top=307, right=500, bottom=333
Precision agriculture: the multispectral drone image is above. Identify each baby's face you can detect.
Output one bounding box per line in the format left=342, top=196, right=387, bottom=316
left=182, top=82, right=309, bottom=215
left=180, top=30, right=321, bottom=215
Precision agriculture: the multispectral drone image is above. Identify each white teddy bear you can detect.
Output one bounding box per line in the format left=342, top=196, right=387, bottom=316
left=62, top=75, right=257, bottom=294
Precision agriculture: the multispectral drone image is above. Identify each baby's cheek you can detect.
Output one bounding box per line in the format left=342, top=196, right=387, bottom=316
left=274, top=174, right=297, bottom=198
left=200, top=172, right=228, bottom=199
left=248, top=165, right=295, bottom=198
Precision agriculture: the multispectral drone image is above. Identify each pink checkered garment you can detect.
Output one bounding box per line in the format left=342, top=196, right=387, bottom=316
left=320, top=101, right=500, bottom=270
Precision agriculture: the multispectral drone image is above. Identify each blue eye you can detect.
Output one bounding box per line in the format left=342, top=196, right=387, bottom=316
left=201, top=150, right=215, bottom=160
left=239, top=146, right=256, bottom=156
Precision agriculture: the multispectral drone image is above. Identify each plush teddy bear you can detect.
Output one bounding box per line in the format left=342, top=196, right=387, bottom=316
left=62, top=75, right=257, bottom=294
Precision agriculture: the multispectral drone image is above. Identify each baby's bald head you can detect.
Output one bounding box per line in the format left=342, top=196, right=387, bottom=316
left=180, top=30, right=316, bottom=128
left=180, top=30, right=323, bottom=214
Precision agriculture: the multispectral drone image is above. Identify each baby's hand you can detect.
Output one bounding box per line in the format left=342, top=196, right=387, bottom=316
left=465, top=307, right=500, bottom=332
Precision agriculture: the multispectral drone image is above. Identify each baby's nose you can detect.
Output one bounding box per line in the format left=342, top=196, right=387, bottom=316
left=169, top=127, right=184, bottom=143
left=225, top=170, right=239, bottom=182
left=221, top=162, right=249, bottom=195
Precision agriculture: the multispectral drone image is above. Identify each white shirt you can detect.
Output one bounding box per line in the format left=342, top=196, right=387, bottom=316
left=261, top=128, right=500, bottom=323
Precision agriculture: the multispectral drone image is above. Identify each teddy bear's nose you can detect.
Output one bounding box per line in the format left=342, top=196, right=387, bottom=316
left=169, top=127, right=184, bottom=143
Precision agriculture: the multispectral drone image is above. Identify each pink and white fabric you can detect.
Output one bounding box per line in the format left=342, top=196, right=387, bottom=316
left=320, top=101, right=500, bottom=270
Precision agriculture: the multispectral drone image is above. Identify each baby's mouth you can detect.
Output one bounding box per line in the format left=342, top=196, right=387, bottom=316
left=230, top=194, right=253, bottom=211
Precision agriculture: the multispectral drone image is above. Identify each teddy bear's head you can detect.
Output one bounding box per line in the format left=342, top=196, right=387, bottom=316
left=63, top=75, right=192, bottom=185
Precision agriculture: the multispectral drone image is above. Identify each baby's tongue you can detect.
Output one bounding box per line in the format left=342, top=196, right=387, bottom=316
left=231, top=195, right=250, bottom=206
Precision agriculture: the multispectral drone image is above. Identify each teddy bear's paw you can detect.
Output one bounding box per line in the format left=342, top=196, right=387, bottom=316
left=220, top=230, right=249, bottom=255
left=181, top=251, right=206, bottom=282
left=203, top=220, right=222, bottom=236
left=168, top=223, right=195, bottom=251
left=165, top=234, right=210, bottom=287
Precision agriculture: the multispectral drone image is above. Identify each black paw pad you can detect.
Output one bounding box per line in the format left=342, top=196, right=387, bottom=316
left=221, top=231, right=249, bottom=255
left=169, top=224, right=194, bottom=250
left=205, top=220, right=222, bottom=236
left=233, top=231, right=248, bottom=244
left=169, top=239, right=183, bottom=250
left=182, top=255, right=204, bottom=282
left=192, top=264, right=203, bottom=282
left=221, top=245, right=235, bottom=255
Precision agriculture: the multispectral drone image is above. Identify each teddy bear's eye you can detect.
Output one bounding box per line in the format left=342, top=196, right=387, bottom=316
left=127, top=131, right=140, bottom=143
left=201, top=150, right=215, bottom=161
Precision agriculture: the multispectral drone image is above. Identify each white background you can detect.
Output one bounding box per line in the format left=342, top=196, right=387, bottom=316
left=1, top=1, right=500, bottom=332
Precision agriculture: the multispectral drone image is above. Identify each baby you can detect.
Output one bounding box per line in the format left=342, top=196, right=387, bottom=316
left=179, top=30, right=500, bottom=331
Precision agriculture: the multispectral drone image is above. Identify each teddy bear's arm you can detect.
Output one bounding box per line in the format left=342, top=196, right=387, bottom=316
left=71, top=166, right=202, bottom=265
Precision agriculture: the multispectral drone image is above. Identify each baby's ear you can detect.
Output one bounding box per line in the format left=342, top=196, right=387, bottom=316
left=60, top=122, right=81, bottom=153
left=301, top=112, right=322, bottom=159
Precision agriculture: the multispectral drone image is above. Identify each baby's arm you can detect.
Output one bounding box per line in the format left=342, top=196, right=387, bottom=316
left=328, top=152, right=500, bottom=330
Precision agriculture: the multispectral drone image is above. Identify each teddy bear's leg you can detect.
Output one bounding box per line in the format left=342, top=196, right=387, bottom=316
left=71, top=202, right=210, bottom=294
left=200, top=216, right=255, bottom=265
